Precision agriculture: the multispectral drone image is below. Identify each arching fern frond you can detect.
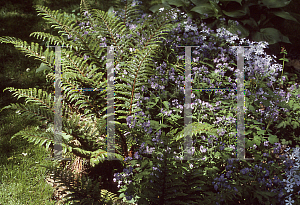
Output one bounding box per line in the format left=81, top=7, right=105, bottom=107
left=3, top=87, right=54, bottom=109
left=0, top=36, right=56, bottom=66
left=0, top=0, right=178, bottom=168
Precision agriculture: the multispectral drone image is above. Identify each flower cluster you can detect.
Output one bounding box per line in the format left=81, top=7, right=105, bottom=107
left=80, top=4, right=300, bottom=204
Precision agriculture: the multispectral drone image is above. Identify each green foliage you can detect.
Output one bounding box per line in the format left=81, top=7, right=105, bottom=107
left=0, top=0, right=183, bottom=203
left=148, top=0, right=300, bottom=46
left=0, top=0, right=176, bottom=166
left=118, top=126, right=236, bottom=204
left=1, top=0, right=299, bottom=204
left=40, top=160, right=122, bottom=204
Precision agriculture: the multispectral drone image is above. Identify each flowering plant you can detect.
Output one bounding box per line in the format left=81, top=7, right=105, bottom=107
left=1, top=0, right=299, bottom=204
left=112, top=3, right=300, bottom=204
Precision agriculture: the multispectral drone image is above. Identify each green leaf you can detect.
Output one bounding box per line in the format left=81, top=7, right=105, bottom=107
left=271, top=10, right=300, bottom=24
left=257, top=130, right=265, bottom=135
left=268, top=135, right=279, bottom=144
left=162, top=101, right=170, bottom=110
left=148, top=96, right=159, bottom=108
left=262, top=0, right=291, bottom=9
left=291, top=121, right=299, bottom=129
left=226, top=20, right=250, bottom=39
left=150, top=120, right=161, bottom=130
left=36, top=63, right=51, bottom=73
left=248, top=105, right=255, bottom=111
left=190, top=0, right=210, bottom=6
left=190, top=3, right=216, bottom=17
left=219, top=0, right=242, bottom=5
left=253, top=120, right=263, bottom=125
left=222, top=8, right=248, bottom=18
left=281, top=138, right=289, bottom=145
left=277, top=121, right=285, bottom=129
left=174, top=122, right=218, bottom=141
left=149, top=3, right=172, bottom=13
left=252, top=28, right=291, bottom=45
left=107, top=6, right=115, bottom=17
left=62, top=132, right=73, bottom=141
left=253, top=135, right=261, bottom=146
left=240, top=18, right=258, bottom=28
left=246, top=139, right=254, bottom=148
left=165, top=0, right=185, bottom=7
left=254, top=190, right=263, bottom=203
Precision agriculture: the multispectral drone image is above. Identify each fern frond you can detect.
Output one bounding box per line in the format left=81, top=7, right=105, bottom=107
left=174, top=122, right=219, bottom=141
left=100, top=189, right=121, bottom=204
left=10, top=126, right=55, bottom=151
left=30, top=31, right=81, bottom=51
left=0, top=36, right=56, bottom=66
left=43, top=162, right=123, bottom=205
left=34, top=5, right=78, bottom=43
left=3, top=87, right=54, bottom=109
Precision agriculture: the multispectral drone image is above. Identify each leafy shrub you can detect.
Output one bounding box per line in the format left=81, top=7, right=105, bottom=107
left=1, top=0, right=300, bottom=204
left=148, top=0, right=300, bottom=51
left=112, top=4, right=300, bottom=205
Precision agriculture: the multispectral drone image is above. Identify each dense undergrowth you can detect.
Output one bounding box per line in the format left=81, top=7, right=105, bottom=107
left=0, top=0, right=300, bottom=205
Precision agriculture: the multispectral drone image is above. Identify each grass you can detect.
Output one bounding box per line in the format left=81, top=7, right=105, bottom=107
left=0, top=109, right=58, bottom=204
left=0, top=103, right=129, bottom=204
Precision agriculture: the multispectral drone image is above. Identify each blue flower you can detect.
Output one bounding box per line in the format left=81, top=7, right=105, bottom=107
left=83, top=55, right=89, bottom=60
left=263, top=153, right=269, bottom=157
left=285, top=194, right=294, bottom=205
left=134, top=152, right=140, bottom=159
left=125, top=195, right=133, bottom=200
left=285, top=184, right=294, bottom=193
left=264, top=141, right=269, bottom=146
left=214, top=184, right=218, bottom=191
left=226, top=171, right=232, bottom=178
left=200, top=145, right=207, bottom=153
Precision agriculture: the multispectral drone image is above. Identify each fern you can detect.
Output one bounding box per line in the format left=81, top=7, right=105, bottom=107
left=174, top=121, right=219, bottom=141
left=0, top=0, right=178, bottom=171
left=41, top=161, right=122, bottom=205
left=0, top=0, right=237, bottom=204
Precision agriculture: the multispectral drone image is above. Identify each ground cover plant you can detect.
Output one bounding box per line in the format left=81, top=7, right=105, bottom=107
left=147, top=0, right=300, bottom=58
left=0, top=0, right=300, bottom=204
left=110, top=3, right=300, bottom=205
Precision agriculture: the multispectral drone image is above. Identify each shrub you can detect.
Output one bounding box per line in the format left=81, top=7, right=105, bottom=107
left=112, top=5, right=300, bottom=205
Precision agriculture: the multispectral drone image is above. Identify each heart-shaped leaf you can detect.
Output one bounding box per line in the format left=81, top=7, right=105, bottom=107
left=251, top=28, right=291, bottom=45
left=190, top=3, right=216, bottom=16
